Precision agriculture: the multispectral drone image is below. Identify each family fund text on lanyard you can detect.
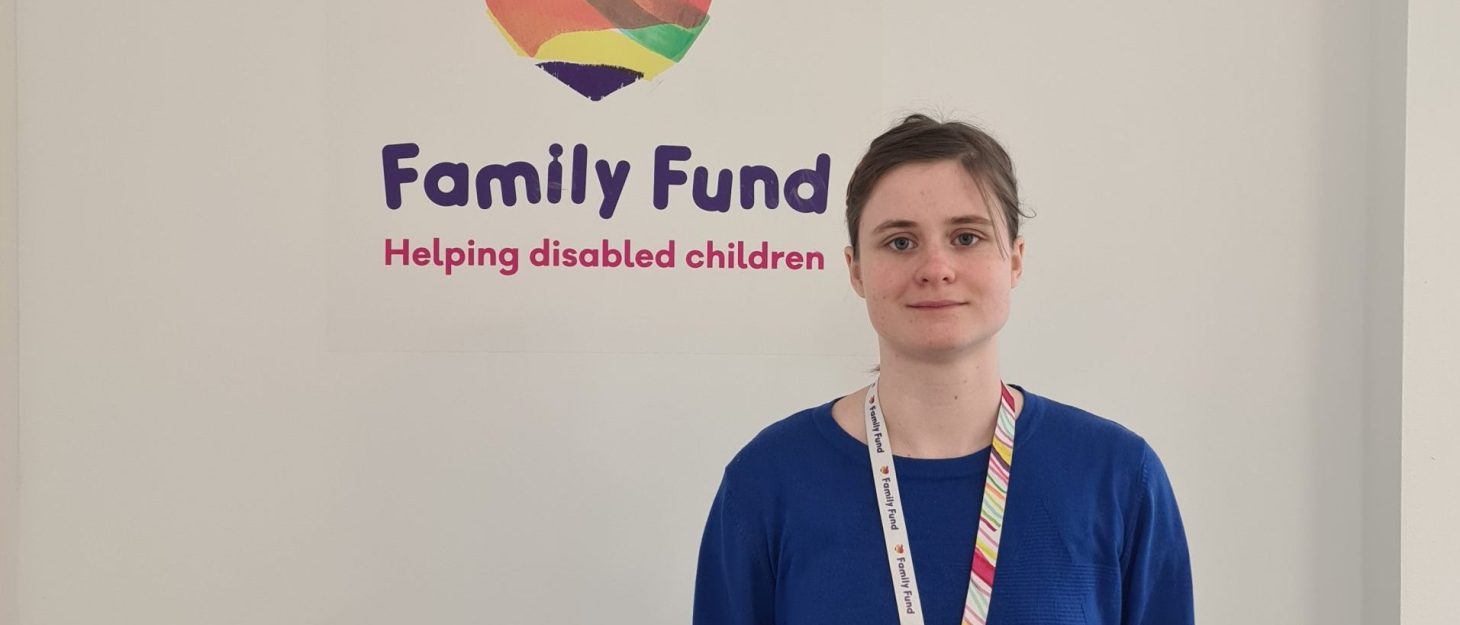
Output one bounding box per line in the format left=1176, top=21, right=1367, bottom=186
left=864, top=378, right=1020, bottom=625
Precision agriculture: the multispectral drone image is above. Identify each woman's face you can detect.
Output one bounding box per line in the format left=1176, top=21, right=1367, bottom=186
left=845, top=159, right=1024, bottom=361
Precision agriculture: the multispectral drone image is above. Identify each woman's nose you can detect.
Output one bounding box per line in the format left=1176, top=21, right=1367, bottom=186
left=914, top=249, right=956, bottom=284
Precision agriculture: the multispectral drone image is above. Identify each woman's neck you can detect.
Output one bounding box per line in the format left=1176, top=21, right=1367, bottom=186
left=873, top=344, right=1012, bottom=459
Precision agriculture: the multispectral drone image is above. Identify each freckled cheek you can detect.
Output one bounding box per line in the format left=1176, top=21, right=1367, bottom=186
left=859, top=269, right=901, bottom=302
left=865, top=292, right=897, bottom=323
left=861, top=264, right=898, bottom=285
left=861, top=290, right=911, bottom=336
left=973, top=293, right=1013, bottom=325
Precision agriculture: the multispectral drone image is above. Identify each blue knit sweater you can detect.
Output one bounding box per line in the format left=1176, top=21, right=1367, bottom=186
left=693, top=388, right=1194, bottom=625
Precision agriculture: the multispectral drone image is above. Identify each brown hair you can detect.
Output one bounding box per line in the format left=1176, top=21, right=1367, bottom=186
left=845, top=114, right=1031, bottom=257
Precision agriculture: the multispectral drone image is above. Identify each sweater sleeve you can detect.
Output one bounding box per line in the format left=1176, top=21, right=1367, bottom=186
left=1120, top=444, right=1195, bottom=625
left=693, top=464, right=776, bottom=625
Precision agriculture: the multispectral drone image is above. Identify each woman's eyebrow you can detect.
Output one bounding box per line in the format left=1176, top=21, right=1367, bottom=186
left=870, top=219, right=919, bottom=235
left=948, top=215, right=994, bottom=226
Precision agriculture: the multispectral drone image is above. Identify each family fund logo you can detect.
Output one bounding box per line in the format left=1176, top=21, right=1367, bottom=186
left=484, top=0, right=713, bottom=101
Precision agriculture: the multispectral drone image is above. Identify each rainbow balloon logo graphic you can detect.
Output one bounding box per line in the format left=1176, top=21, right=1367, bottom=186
left=484, top=0, right=713, bottom=101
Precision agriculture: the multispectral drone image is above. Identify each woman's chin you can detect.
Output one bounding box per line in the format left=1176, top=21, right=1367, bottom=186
left=888, top=337, right=991, bottom=362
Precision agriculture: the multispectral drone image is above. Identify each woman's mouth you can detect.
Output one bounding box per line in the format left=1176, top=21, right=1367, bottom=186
left=907, top=300, right=965, bottom=309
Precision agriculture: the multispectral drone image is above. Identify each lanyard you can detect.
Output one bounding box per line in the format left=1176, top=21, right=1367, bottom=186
left=864, top=378, right=1020, bottom=625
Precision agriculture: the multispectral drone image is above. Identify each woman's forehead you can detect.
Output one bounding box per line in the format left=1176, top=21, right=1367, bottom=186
left=861, top=162, right=998, bottom=229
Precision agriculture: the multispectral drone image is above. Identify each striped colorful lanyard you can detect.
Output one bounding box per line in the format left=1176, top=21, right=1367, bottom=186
left=863, top=377, right=1019, bottom=625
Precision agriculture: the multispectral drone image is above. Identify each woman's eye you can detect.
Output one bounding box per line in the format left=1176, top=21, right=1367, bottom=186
left=888, top=237, right=914, bottom=251
left=954, top=232, right=980, bottom=246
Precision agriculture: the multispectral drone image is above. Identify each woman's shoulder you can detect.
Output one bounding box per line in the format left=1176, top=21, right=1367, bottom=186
left=1017, top=390, right=1177, bottom=526
left=1019, top=389, right=1160, bottom=476
left=721, top=398, right=849, bottom=480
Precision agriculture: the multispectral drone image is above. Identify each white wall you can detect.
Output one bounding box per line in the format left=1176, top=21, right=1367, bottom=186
left=2, top=0, right=18, bottom=621
left=10, top=1, right=1414, bottom=623
left=1401, top=0, right=1460, bottom=622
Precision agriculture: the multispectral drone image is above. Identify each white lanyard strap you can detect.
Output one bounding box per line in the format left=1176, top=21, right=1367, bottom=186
left=864, top=381, right=926, bottom=623
left=863, top=378, right=1020, bottom=625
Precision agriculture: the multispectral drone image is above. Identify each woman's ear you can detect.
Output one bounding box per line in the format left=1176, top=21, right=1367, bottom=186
left=1010, top=237, right=1025, bottom=288
left=845, top=246, right=865, bottom=298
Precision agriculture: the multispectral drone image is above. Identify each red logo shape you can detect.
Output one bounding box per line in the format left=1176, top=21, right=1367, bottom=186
left=880, top=465, right=890, bottom=475
left=894, top=544, right=905, bottom=554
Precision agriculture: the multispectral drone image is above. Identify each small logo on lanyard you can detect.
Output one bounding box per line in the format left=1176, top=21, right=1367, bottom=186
left=880, top=465, right=890, bottom=475
left=894, top=544, right=905, bottom=555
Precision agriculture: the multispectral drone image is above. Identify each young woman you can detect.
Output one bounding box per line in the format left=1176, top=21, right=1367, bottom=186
left=693, top=115, right=1194, bottom=625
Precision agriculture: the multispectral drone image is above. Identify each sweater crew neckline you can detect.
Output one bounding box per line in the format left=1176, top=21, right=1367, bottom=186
left=811, top=385, right=1046, bottom=480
